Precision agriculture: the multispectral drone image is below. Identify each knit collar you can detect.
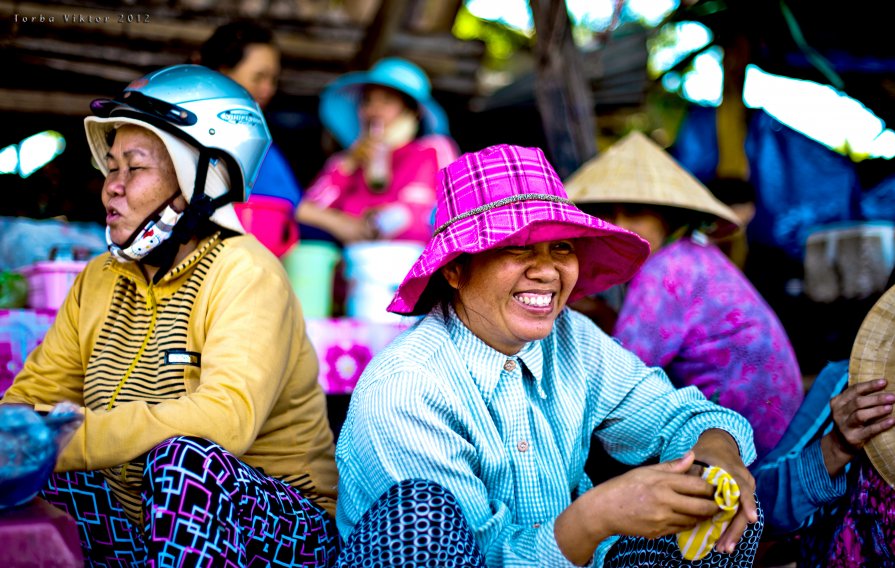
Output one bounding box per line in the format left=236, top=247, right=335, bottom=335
left=104, top=232, right=222, bottom=287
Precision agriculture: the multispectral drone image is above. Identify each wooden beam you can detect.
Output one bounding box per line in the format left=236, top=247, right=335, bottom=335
left=405, top=0, right=463, bottom=34
left=351, top=0, right=409, bottom=69
left=2, top=2, right=213, bottom=41
left=0, top=88, right=103, bottom=115
left=530, top=0, right=597, bottom=178
left=18, top=54, right=143, bottom=83
left=11, top=37, right=186, bottom=68
left=0, top=0, right=487, bottom=108
left=390, top=32, right=484, bottom=58
left=1, top=1, right=358, bottom=62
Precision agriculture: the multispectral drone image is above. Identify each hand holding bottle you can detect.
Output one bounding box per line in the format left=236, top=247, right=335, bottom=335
left=362, top=118, right=391, bottom=192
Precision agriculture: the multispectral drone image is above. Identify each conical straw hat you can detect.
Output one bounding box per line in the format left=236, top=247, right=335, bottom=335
left=565, top=131, right=741, bottom=237
left=849, top=284, right=895, bottom=487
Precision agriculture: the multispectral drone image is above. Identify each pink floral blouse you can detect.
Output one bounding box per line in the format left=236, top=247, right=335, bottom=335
left=613, top=237, right=803, bottom=458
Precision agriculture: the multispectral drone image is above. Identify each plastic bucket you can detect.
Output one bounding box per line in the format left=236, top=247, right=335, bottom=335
left=282, top=241, right=341, bottom=319
left=234, top=195, right=299, bottom=258
left=343, top=241, right=424, bottom=323
left=16, top=261, right=88, bottom=310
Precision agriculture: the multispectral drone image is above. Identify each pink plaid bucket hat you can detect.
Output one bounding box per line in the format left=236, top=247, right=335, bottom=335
left=388, top=144, right=650, bottom=315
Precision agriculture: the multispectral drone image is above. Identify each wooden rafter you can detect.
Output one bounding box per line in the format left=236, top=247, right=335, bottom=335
left=530, top=0, right=596, bottom=178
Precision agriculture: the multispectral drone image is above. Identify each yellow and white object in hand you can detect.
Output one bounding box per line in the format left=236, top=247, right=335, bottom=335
left=677, top=465, right=740, bottom=560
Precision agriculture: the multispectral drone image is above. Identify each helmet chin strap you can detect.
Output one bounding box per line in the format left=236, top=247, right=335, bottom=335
left=144, top=148, right=232, bottom=283
left=106, top=192, right=183, bottom=263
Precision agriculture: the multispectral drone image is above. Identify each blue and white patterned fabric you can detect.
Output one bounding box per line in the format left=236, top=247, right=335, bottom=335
left=751, top=359, right=850, bottom=535
left=337, top=478, right=486, bottom=567
left=336, top=306, right=756, bottom=567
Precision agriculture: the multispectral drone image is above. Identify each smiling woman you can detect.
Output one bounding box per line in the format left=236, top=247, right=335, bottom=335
left=333, top=144, right=766, bottom=567
left=442, top=241, right=580, bottom=355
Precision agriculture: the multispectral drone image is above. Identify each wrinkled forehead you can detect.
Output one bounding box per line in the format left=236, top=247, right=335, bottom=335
left=106, top=123, right=168, bottom=157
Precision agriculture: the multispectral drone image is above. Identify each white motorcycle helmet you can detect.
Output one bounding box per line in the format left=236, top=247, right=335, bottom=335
left=84, top=64, right=272, bottom=261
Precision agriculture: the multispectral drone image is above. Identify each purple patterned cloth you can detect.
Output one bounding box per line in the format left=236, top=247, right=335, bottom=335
left=827, top=461, right=895, bottom=566
left=306, top=317, right=411, bottom=394
left=613, top=238, right=803, bottom=459
left=800, top=457, right=895, bottom=566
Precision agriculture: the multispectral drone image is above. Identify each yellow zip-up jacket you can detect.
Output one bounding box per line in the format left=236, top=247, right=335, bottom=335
left=2, top=233, right=338, bottom=520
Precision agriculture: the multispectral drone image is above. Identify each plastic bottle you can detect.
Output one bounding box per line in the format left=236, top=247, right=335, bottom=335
left=365, top=119, right=390, bottom=193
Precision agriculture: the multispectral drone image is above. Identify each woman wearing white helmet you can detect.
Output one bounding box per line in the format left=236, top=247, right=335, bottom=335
left=1, top=64, right=340, bottom=565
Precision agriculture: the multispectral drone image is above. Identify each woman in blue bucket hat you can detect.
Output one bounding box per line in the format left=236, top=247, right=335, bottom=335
left=296, top=57, right=458, bottom=244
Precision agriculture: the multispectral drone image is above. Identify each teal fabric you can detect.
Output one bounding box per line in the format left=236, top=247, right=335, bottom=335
left=336, top=306, right=755, bottom=567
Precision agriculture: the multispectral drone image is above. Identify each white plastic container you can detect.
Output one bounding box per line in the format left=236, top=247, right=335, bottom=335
left=343, top=241, right=423, bottom=323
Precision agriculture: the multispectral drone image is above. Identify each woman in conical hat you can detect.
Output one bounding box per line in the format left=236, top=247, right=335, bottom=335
left=566, top=130, right=804, bottom=460
left=751, top=285, right=895, bottom=565
left=334, top=144, right=763, bottom=567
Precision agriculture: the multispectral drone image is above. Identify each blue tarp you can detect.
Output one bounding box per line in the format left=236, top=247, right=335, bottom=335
left=673, top=107, right=872, bottom=260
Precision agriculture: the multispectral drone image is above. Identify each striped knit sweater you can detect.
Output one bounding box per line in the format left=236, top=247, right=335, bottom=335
left=3, top=233, right=338, bottom=523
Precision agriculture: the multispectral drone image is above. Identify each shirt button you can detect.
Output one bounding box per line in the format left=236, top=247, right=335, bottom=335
left=533, top=523, right=541, bottom=528
left=503, top=359, right=517, bottom=372
left=517, top=440, right=529, bottom=452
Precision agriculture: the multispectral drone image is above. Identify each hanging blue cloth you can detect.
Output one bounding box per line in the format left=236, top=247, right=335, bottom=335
left=670, top=104, right=719, bottom=183
left=860, top=171, right=895, bottom=220
left=745, top=110, right=860, bottom=259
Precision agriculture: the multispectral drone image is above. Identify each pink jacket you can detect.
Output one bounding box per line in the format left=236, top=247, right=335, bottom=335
left=305, top=135, right=458, bottom=243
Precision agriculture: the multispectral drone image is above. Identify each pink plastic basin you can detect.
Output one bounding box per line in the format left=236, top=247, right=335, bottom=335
left=234, top=195, right=300, bottom=257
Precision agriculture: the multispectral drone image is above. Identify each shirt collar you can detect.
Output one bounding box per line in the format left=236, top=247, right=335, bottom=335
left=445, top=305, right=547, bottom=403
left=518, top=340, right=546, bottom=398
left=105, top=232, right=222, bottom=287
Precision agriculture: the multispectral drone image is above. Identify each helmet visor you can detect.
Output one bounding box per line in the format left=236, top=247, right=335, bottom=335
left=91, top=91, right=197, bottom=127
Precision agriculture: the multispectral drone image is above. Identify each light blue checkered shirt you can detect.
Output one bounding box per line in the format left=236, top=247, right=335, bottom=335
left=336, top=307, right=755, bottom=567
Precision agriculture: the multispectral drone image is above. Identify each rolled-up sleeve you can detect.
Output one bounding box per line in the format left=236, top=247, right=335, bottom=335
left=581, top=317, right=756, bottom=468
left=753, top=438, right=847, bottom=534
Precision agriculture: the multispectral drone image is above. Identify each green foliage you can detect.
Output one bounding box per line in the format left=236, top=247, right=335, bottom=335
left=0, top=271, right=28, bottom=309
left=452, top=5, right=534, bottom=69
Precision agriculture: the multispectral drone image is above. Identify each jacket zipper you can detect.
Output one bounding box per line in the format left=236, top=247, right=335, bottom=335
left=107, top=284, right=158, bottom=482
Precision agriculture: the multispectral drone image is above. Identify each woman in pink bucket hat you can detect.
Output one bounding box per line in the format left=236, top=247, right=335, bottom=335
left=333, top=144, right=764, bottom=567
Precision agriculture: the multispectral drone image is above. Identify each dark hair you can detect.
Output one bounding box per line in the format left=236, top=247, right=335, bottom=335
left=408, top=254, right=471, bottom=318
left=704, top=177, right=756, bottom=207
left=575, top=202, right=615, bottom=222
left=197, top=21, right=275, bottom=71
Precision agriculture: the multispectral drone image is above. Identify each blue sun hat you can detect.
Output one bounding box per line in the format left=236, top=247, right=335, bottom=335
left=319, top=57, right=450, bottom=148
